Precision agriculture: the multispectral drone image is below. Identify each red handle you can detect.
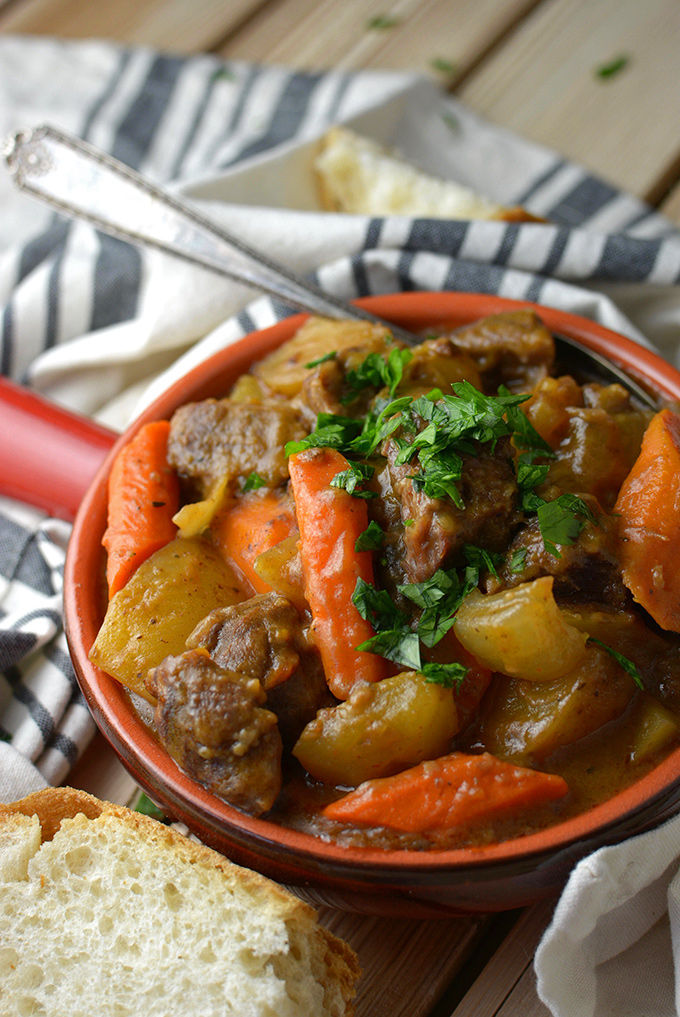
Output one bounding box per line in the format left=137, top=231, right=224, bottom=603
left=0, top=376, right=118, bottom=522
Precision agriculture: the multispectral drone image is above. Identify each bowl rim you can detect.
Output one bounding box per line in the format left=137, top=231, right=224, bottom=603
left=65, top=291, right=680, bottom=877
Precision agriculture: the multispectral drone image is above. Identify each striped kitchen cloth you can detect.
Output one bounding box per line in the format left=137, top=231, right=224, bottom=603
left=1, top=35, right=680, bottom=799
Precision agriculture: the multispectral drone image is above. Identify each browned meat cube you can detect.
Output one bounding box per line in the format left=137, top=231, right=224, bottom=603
left=187, top=593, right=334, bottom=747
left=147, top=650, right=282, bottom=816
left=187, top=593, right=303, bottom=691
left=167, top=398, right=308, bottom=498
left=487, top=508, right=629, bottom=606
left=448, top=309, right=555, bottom=392
left=381, top=434, right=520, bottom=583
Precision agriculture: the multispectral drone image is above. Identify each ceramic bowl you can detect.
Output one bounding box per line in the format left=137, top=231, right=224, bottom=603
left=63, top=292, right=680, bottom=917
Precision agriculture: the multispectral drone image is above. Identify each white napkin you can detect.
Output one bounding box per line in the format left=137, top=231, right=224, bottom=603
left=1, top=36, right=680, bottom=1017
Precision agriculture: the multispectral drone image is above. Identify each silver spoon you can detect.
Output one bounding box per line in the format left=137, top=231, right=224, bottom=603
left=3, top=123, right=658, bottom=409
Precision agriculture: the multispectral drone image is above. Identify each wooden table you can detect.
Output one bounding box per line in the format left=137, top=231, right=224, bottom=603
left=2, top=1, right=679, bottom=1014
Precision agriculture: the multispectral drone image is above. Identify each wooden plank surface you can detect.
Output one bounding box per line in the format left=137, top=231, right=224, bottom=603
left=0, top=0, right=267, bottom=51
left=218, top=0, right=541, bottom=78
left=456, top=0, right=680, bottom=202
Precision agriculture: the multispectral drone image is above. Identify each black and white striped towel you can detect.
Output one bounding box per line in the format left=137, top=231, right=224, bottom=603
left=1, top=35, right=679, bottom=804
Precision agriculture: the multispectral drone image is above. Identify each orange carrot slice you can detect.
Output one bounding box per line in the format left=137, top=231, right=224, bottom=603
left=215, top=489, right=298, bottom=595
left=323, top=751, right=568, bottom=832
left=103, top=421, right=179, bottom=598
left=288, top=447, right=388, bottom=699
left=614, top=408, right=680, bottom=631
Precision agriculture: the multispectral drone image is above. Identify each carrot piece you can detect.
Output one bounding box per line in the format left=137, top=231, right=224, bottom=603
left=322, top=752, right=568, bottom=832
left=288, top=447, right=388, bottom=699
left=214, top=489, right=298, bottom=595
left=103, top=421, right=180, bottom=598
left=614, top=408, right=680, bottom=632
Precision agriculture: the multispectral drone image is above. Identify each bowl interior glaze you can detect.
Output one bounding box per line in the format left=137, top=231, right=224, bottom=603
left=64, top=293, right=680, bottom=916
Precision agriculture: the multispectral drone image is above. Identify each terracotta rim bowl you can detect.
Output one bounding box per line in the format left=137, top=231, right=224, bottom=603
left=64, top=292, right=680, bottom=917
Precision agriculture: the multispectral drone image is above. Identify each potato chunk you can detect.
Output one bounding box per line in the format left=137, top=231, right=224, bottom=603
left=293, top=671, right=458, bottom=787
left=89, top=537, right=244, bottom=700
left=479, top=644, right=635, bottom=763
left=455, top=578, right=588, bottom=682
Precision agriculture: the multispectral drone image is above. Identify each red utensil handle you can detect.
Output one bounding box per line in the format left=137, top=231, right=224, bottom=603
left=0, top=376, right=118, bottom=522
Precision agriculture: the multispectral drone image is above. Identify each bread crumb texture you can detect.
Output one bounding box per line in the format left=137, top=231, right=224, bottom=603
left=0, top=790, right=359, bottom=1017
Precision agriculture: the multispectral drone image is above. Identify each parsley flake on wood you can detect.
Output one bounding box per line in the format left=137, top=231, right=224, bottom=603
left=367, top=14, right=400, bottom=29
left=595, top=54, right=630, bottom=80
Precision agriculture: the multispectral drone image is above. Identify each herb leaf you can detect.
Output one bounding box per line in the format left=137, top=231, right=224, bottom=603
left=242, top=471, right=266, bottom=492
left=285, top=412, right=363, bottom=456
left=595, top=54, right=630, bottom=80
left=367, top=14, right=400, bottom=29
left=343, top=347, right=412, bottom=404
left=420, top=661, right=467, bottom=689
left=509, top=547, right=528, bottom=574
left=305, top=351, right=337, bottom=368
left=537, top=494, right=596, bottom=557
left=587, top=637, right=643, bottom=689
left=330, top=460, right=376, bottom=498
left=464, top=543, right=503, bottom=580
left=355, top=520, right=385, bottom=552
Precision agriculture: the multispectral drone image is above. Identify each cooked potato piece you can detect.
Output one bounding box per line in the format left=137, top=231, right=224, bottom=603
left=253, top=536, right=307, bottom=614
left=293, top=671, right=458, bottom=787
left=479, top=644, right=635, bottom=763
left=89, top=537, right=244, bottom=700
left=455, top=578, right=588, bottom=682
left=629, top=696, right=680, bottom=765
left=252, top=317, right=394, bottom=397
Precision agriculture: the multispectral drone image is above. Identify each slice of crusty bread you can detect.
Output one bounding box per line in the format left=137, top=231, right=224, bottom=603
left=315, top=125, right=540, bottom=221
left=0, top=787, right=360, bottom=1017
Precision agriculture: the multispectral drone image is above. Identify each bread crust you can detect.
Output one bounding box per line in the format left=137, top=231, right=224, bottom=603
left=0, top=786, right=361, bottom=1016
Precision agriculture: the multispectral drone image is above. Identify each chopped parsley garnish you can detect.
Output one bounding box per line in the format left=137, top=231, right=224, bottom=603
left=285, top=412, right=363, bottom=456
left=464, top=543, right=503, bottom=580
left=536, top=494, right=596, bottom=558
left=595, top=54, right=630, bottom=80
left=355, top=520, right=385, bottom=552
left=420, top=661, right=468, bottom=688
left=367, top=14, right=400, bottom=29
left=587, top=637, right=643, bottom=689
left=430, top=57, right=458, bottom=77
left=134, top=792, right=167, bottom=821
left=330, top=460, right=376, bottom=499
left=509, top=547, right=528, bottom=573
left=242, top=471, right=266, bottom=492
left=342, top=347, right=412, bottom=404
left=305, top=350, right=337, bottom=368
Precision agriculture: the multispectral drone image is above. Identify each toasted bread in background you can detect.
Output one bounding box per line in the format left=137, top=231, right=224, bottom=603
left=0, top=787, right=360, bottom=1017
left=315, top=125, right=541, bottom=222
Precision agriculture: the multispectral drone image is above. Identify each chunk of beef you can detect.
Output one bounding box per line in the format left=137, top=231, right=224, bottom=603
left=448, top=309, right=555, bottom=392
left=487, top=509, right=629, bottom=606
left=187, top=593, right=303, bottom=690
left=187, top=593, right=334, bottom=747
left=299, top=336, right=404, bottom=417
left=147, top=650, right=282, bottom=816
left=381, top=434, right=520, bottom=583
left=167, top=398, right=307, bottom=499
